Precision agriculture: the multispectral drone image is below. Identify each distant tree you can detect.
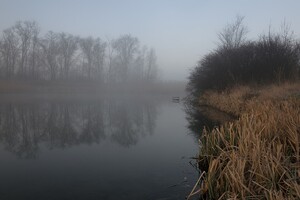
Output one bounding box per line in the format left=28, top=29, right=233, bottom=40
left=0, top=28, right=19, bottom=78
left=14, top=21, right=40, bottom=78
left=57, top=33, right=78, bottom=79
left=92, top=38, right=106, bottom=81
left=39, top=31, right=60, bottom=80
left=145, top=48, right=158, bottom=82
left=27, top=22, right=40, bottom=79
left=79, top=37, right=94, bottom=79
left=106, top=37, right=116, bottom=83
left=0, top=42, right=2, bottom=76
left=0, top=21, right=160, bottom=83
left=112, top=34, right=139, bottom=82
left=132, top=45, right=147, bottom=81
left=79, top=36, right=106, bottom=80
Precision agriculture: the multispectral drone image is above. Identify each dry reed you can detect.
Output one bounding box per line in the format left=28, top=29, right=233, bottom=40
left=195, top=83, right=300, bottom=199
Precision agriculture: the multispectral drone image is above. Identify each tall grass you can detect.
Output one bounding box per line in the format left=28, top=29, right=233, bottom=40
left=195, top=83, right=300, bottom=199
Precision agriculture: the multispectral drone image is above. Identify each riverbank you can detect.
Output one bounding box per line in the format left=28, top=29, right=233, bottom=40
left=194, top=82, right=300, bottom=199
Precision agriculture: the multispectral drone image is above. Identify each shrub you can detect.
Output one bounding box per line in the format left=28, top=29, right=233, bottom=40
left=187, top=19, right=300, bottom=101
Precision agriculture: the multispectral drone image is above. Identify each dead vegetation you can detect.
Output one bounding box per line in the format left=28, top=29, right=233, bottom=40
left=190, top=83, right=300, bottom=199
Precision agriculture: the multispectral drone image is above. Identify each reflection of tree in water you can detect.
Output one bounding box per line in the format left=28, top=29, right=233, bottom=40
left=185, top=103, right=235, bottom=141
left=107, top=99, right=156, bottom=147
left=44, top=103, right=78, bottom=148
left=0, top=98, right=158, bottom=158
left=80, top=103, right=106, bottom=145
left=0, top=105, right=40, bottom=158
left=184, top=104, right=220, bottom=141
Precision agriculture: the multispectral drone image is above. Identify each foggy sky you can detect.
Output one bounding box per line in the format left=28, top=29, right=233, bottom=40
left=0, top=0, right=300, bottom=81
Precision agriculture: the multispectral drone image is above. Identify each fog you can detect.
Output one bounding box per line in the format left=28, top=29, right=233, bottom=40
left=1, top=1, right=300, bottom=199
left=1, top=0, right=300, bottom=81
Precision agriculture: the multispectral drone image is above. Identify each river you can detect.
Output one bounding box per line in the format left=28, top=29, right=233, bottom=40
left=0, top=94, right=200, bottom=200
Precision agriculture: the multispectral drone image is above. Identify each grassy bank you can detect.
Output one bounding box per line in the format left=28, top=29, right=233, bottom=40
left=192, top=83, right=300, bottom=199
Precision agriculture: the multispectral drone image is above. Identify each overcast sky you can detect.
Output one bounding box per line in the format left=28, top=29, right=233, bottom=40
left=0, top=0, right=300, bottom=81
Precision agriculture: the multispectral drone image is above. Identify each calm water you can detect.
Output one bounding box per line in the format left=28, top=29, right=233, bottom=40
left=0, top=95, right=199, bottom=200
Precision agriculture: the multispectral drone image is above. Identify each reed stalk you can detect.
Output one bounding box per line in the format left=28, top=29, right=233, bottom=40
left=195, top=83, right=300, bottom=199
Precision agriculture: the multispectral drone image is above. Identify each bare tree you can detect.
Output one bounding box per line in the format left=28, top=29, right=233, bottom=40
left=58, top=33, right=78, bottom=79
left=145, top=48, right=158, bottom=82
left=0, top=28, right=19, bottom=78
left=14, top=21, right=39, bottom=78
left=0, top=41, right=2, bottom=76
left=112, top=34, right=139, bottom=82
left=132, top=45, right=147, bottom=81
left=39, top=31, right=60, bottom=80
left=28, top=22, right=40, bottom=79
left=79, top=37, right=106, bottom=80
left=218, top=15, right=248, bottom=49
left=92, top=38, right=106, bottom=81
left=280, top=20, right=294, bottom=44
left=79, top=37, right=94, bottom=79
left=106, top=37, right=116, bottom=83
left=0, top=21, right=160, bottom=83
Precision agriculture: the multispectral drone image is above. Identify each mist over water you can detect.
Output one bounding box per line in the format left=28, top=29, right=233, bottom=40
left=1, top=1, right=298, bottom=199
left=0, top=95, right=200, bottom=200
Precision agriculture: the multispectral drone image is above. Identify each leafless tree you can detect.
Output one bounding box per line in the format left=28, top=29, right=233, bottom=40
left=39, top=31, right=60, bottom=80
left=106, top=37, right=116, bottom=83
left=79, top=37, right=106, bottom=80
left=218, top=15, right=248, bottom=49
left=0, top=41, right=2, bottom=76
left=79, top=37, right=94, bottom=79
left=145, top=48, right=158, bottom=81
left=112, top=34, right=139, bottom=82
left=0, top=21, right=160, bottom=83
left=57, top=33, right=78, bottom=79
left=0, top=28, right=19, bottom=78
left=28, top=23, right=40, bottom=79
left=132, top=45, right=147, bottom=81
left=14, top=21, right=39, bottom=78
left=92, top=38, right=106, bottom=81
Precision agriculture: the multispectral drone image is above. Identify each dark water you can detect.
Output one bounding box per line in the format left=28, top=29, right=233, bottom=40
left=0, top=95, right=199, bottom=200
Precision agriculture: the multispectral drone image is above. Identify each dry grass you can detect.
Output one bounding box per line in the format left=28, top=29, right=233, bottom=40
left=195, top=82, right=300, bottom=199
left=199, top=82, right=300, bottom=116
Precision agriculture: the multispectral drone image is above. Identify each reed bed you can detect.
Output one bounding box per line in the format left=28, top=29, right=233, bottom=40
left=194, top=83, right=300, bottom=199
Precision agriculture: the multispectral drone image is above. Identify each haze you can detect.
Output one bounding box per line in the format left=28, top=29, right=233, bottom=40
left=0, top=0, right=300, bottom=81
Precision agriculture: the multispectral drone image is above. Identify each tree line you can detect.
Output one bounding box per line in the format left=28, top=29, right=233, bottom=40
left=0, top=21, right=158, bottom=83
left=187, top=16, right=300, bottom=99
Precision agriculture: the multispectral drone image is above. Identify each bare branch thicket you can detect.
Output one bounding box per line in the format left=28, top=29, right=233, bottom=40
left=187, top=18, right=300, bottom=100
left=218, top=15, right=248, bottom=49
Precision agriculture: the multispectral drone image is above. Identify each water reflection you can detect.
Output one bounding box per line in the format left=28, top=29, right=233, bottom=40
left=185, top=104, right=235, bottom=138
left=0, top=97, right=158, bottom=158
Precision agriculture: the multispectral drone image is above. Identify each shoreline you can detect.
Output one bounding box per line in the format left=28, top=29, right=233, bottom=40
left=190, top=82, right=300, bottom=199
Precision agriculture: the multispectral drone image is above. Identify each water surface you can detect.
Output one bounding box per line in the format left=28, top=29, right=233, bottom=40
left=0, top=95, right=199, bottom=200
